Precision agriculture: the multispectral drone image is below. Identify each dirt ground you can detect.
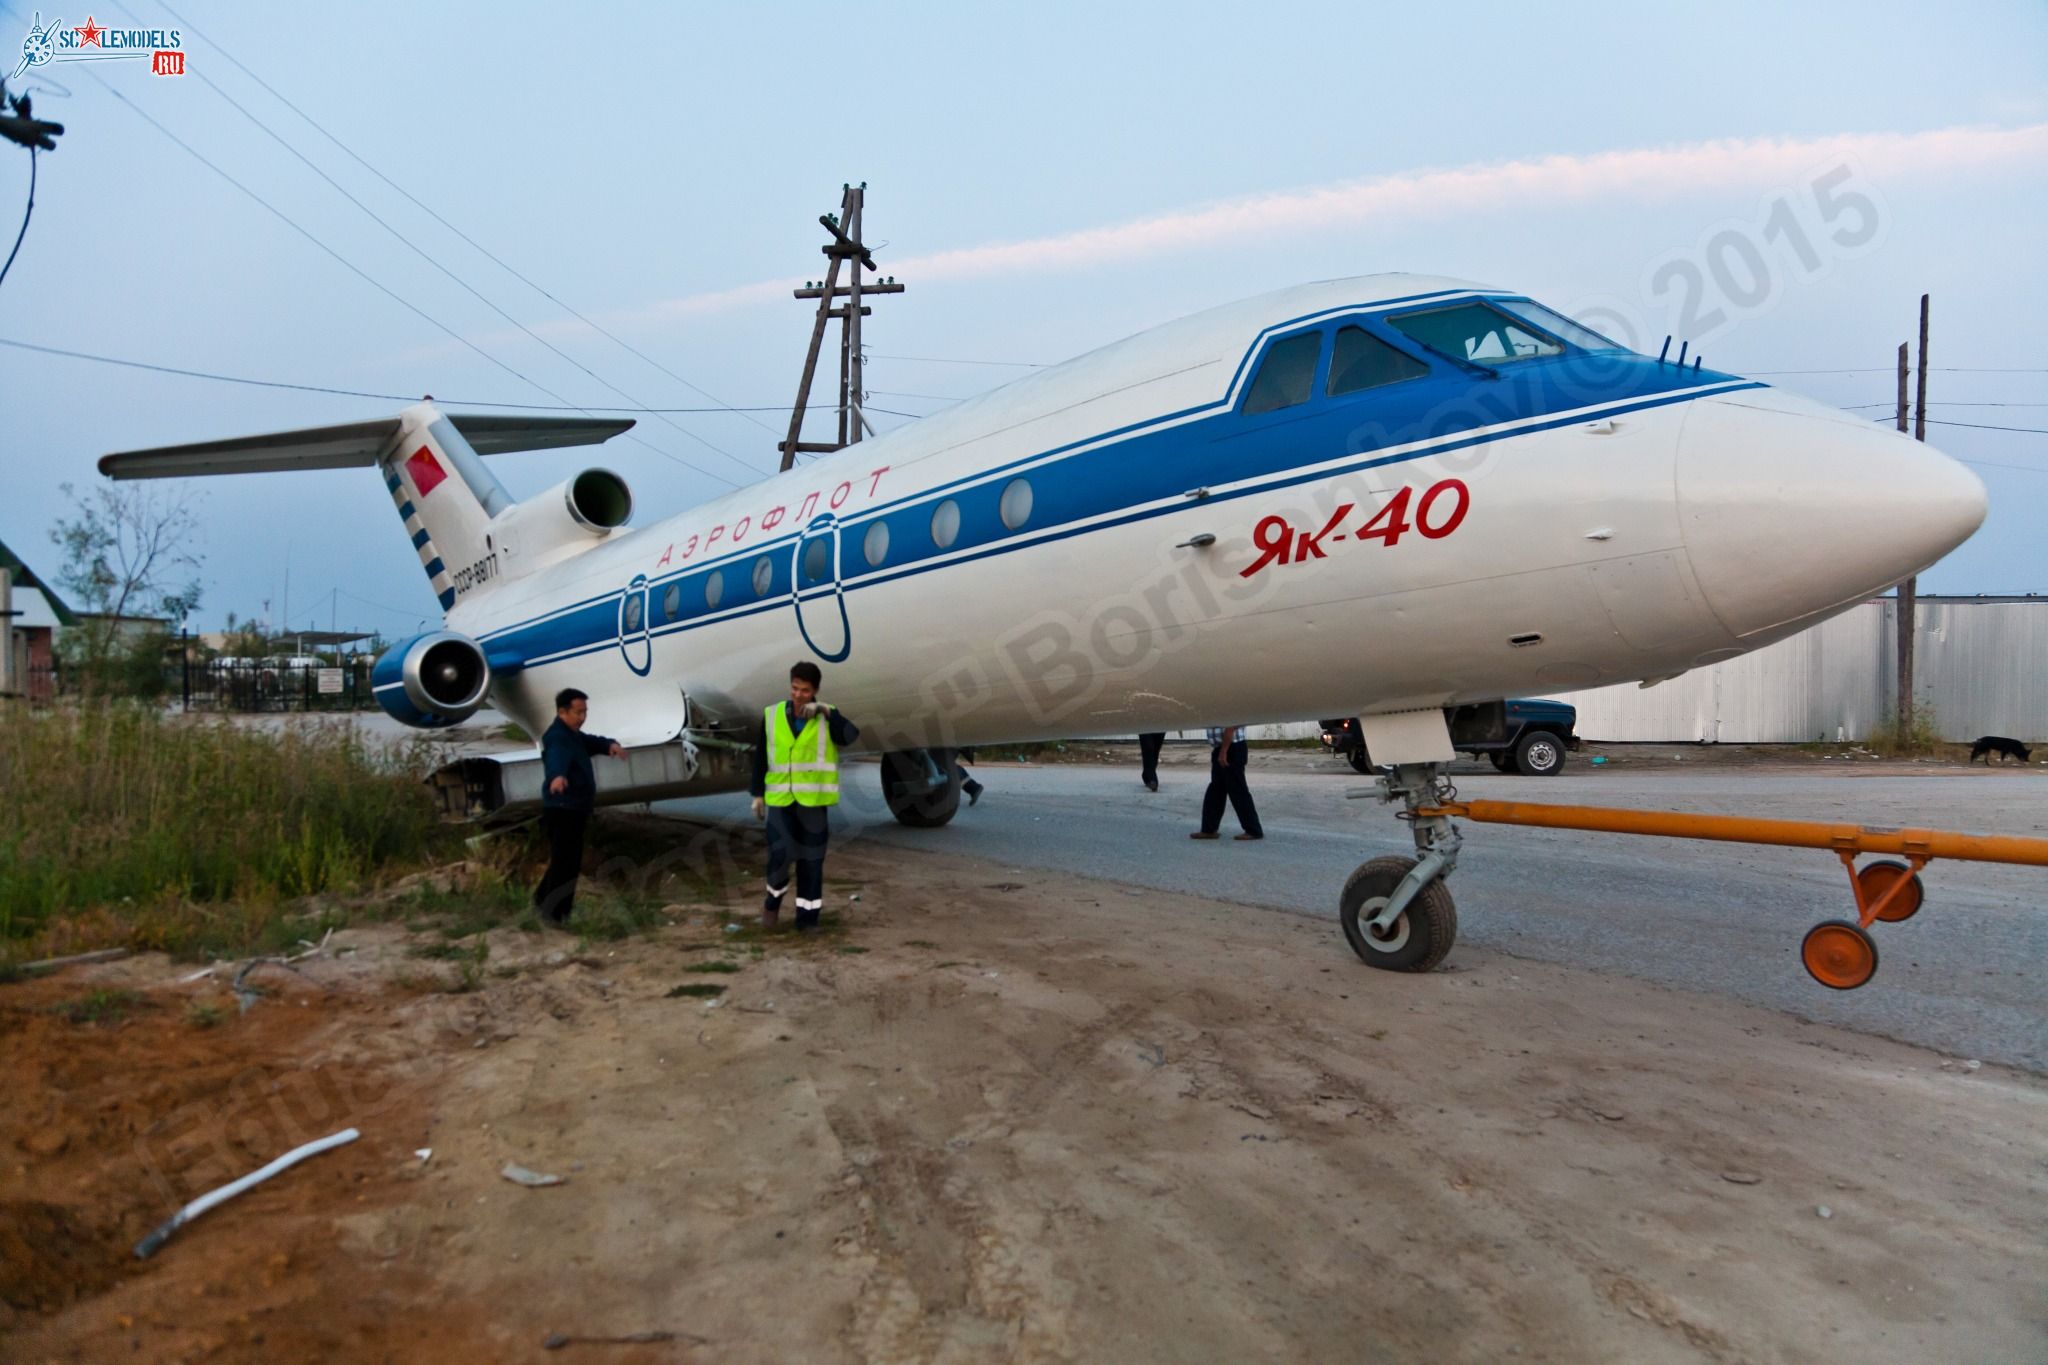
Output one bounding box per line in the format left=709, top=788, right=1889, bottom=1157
left=4, top=822, right=2044, bottom=1364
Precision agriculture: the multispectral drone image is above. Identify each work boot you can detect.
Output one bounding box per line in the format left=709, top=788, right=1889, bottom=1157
left=761, top=906, right=780, bottom=931
left=965, top=779, right=983, bottom=807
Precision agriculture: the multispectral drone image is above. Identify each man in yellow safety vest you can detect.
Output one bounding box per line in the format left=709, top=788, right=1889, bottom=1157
left=749, top=660, right=861, bottom=930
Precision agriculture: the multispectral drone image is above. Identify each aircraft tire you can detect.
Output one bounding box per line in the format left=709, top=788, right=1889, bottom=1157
left=1339, top=855, right=1457, bottom=973
left=881, top=749, right=962, bottom=828
left=1346, top=745, right=1375, bottom=775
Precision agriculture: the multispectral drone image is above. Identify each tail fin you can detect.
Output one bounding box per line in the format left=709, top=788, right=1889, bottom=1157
left=101, top=405, right=633, bottom=610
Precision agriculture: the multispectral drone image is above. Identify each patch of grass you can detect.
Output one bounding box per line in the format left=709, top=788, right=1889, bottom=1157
left=1863, top=705, right=1944, bottom=758
left=903, top=939, right=938, bottom=949
left=665, top=982, right=726, bottom=999
left=836, top=945, right=869, bottom=955
left=933, top=961, right=973, bottom=970
left=185, top=999, right=225, bottom=1029
left=685, top=960, right=742, bottom=974
left=0, top=704, right=451, bottom=951
left=52, top=988, right=143, bottom=1025
left=0, top=961, right=50, bottom=986
left=571, top=893, right=667, bottom=943
left=408, top=940, right=472, bottom=961
left=443, top=939, right=489, bottom=994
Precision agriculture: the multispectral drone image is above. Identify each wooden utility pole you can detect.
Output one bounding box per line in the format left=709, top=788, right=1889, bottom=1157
left=777, top=184, right=907, bottom=472
left=1894, top=294, right=1929, bottom=739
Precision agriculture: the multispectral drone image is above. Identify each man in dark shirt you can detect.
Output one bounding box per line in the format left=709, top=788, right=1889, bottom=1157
left=534, top=687, right=625, bottom=926
left=749, top=661, right=860, bottom=931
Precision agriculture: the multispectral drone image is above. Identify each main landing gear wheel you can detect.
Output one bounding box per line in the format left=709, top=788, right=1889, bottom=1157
left=1857, top=859, right=1925, bottom=922
left=880, top=749, right=962, bottom=828
left=1802, top=919, right=1879, bottom=990
left=1347, top=745, right=1376, bottom=775
left=1340, top=855, right=1459, bottom=973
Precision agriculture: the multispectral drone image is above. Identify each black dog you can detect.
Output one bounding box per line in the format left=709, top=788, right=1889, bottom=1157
left=1969, top=736, right=2033, bottom=765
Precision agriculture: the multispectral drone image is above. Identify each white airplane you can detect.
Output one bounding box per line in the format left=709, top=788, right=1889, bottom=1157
left=102, top=274, right=1986, bottom=974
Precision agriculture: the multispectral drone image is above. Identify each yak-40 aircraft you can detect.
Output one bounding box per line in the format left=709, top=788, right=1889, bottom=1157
left=103, top=275, right=1986, bottom=975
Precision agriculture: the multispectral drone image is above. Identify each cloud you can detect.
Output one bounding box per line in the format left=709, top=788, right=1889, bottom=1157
left=380, top=123, right=2048, bottom=368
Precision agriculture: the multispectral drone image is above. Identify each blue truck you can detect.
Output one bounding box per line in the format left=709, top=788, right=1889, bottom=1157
left=1318, top=699, right=1581, bottom=776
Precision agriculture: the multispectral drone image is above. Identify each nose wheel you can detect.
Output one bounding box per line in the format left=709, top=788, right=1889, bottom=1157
left=1340, top=855, right=1459, bottom=972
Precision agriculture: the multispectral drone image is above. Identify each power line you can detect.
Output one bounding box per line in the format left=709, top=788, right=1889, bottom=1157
left=149, top=0, right=779, bottom=440
left=1927, top=418, right=2048, bottom=435
left=0, top=335, right=803, bottom=412
left=176, top=59, right=766, bottom=483
left=81, top=69, right=743, bottom=490
left=869, top=353, right=1047, bottom=368
left=1750, top=366, right=2048, bottom=375
left=0, top=147, right=31, bottom=292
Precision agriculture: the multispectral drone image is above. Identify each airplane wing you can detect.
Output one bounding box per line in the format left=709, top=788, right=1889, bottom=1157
left=99, top=415, right=634, bottom=479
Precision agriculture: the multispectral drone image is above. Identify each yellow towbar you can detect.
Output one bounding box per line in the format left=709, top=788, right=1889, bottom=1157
left=1416, top=800, right=2048, bottom=990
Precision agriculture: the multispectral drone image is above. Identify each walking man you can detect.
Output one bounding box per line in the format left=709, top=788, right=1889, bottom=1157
left=1138, top=731, right=1166, bottom=792
left=751, top=661, right=861, bottom=930
left=535, top=688, right=626, bottom=926
left=1191, top=724, right=1263, bottom=841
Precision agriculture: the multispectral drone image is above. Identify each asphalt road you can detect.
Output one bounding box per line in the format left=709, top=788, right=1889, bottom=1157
left=663, top=758, right=2048, bottom=1071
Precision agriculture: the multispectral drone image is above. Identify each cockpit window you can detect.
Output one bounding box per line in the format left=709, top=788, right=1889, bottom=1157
left=1388, top=301, right=1562, bottom=367
left=1241, top=332, right=1322, bottom=414
left=1327, top=326, right=1429, bottom=396
left=1493, top=299, right=1626, bottom=352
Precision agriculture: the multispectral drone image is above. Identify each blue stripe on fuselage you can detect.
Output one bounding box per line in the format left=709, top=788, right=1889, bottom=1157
left=480, top=350, right=1759, bottom=670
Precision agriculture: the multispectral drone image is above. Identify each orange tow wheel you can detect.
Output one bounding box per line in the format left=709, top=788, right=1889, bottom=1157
left=1803, top=919, right=1879, bottom=991
left=1857, top=859, right=1924, bottom=923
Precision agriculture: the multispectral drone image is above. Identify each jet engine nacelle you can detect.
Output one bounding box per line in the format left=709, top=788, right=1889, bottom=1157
left=371, top=630, right=492, bottom=728
left=492, top=467, right=634, bottom=574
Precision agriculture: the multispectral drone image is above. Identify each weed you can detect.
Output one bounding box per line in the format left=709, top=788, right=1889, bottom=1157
left=0, top=961, right=50, bottom=986
left=664, top=983, right=726, bottom=999
left=903, top=940, right=938, bottom=949
left=0, top=704, right=450, bottom=950
left=443, top=938, right=490, bottom=994
left=1864, top=704, right=1944, bottom=758
left=686, top=960, right=742, bottom=974
left=836, top=945, right=869, bottom=955
left=186, top=999, right=225, bottom=1029
left=53, top=988, right=143, bottom=1025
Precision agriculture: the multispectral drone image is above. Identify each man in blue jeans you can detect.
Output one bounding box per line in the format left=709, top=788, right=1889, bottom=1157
left=1191, top=724, right=1263, bottom=841
left=534, top=687, right=626, bottom=926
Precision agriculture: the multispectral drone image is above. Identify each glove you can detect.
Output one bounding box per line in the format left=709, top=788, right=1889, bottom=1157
left=800, top=701, right=825, bottom=719
left=751, top=797, right=765, bottom=821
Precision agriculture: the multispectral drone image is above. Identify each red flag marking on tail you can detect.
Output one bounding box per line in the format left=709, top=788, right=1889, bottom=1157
left=405, top=446, right=448, bottom=497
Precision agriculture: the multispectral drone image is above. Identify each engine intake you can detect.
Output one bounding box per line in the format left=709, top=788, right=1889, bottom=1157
left=371, top=630, right=491, bottom=728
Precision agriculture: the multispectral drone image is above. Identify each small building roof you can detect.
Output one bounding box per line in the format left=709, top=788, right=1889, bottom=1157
left=0, top=536, right=79, bottom=627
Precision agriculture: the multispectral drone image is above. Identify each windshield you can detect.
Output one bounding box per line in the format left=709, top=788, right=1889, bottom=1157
left=1492, top=299, right=1627, bottom=352
left=1387, top=301, right=1562, bottom=368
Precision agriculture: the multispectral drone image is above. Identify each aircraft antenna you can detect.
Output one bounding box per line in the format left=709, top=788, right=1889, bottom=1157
left=778, top=184, right=908, bottom=471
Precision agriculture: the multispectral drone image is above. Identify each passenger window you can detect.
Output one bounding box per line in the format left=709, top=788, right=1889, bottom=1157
left=1242, top=332, right=1322, bottom=415
left=863, top=520, right=890, bottom=567
left=1327, top=327, right=1429, bottom=396
left=751, top=556, right=774, bottom=597
left=1388, top=302, right=1561, bottom=367
left=662, top=583, right=680, bottom=621
left=999, top=478, right=1033, bottom=531
left=803, top=537, right=830, bottom=582
left=705, top=570, right=724, bottom=610
left=623, top=595, right=643, bottom=631
left=931, top=499, right=961, bottom=550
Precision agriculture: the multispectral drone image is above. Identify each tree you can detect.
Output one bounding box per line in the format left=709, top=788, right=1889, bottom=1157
left=49, top=481, right=203, bottom=691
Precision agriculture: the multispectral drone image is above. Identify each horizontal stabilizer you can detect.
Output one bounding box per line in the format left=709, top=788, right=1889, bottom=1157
left=99, top=414, right=634, bottom=480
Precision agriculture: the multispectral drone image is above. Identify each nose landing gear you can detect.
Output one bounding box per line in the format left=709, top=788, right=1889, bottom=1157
left=1339, top=764, right=1463, bottom=972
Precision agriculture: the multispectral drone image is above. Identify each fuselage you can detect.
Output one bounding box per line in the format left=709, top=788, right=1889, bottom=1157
left=447, top=274, right=1985, bottom=770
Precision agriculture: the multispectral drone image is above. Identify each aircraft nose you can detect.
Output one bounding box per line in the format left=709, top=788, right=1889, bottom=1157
left=1675, top=389, right=1986, bottom=639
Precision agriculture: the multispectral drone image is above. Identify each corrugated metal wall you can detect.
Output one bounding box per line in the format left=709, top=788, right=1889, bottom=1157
left=1554, top=597, right=2046, bottom=742
left=1891, top=599, right=2048, bottom=739
left=1247, top=598, right=2045, bottom=744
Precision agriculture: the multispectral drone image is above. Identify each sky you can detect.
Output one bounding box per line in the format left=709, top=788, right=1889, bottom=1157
left=2, top=1, right=2044, bottom=642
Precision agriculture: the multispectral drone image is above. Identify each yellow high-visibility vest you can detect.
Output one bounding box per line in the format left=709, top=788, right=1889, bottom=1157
left=763, top=702, right=840, bottom=807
